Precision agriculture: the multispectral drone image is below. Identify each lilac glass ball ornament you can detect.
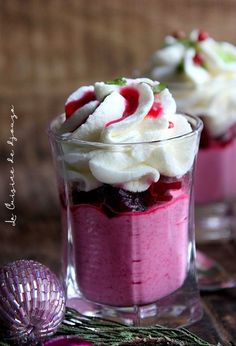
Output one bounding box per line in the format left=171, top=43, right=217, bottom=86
left=0, top=260, right=66, bottom=345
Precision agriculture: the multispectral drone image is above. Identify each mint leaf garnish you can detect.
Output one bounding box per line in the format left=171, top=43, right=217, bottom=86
left=176, top=60, right=184, bottom=74
left=152, top=83, right=166, bottom=94
left=105, top=77, right=127, bottom=86
left=216, top=47, right=236, bottom=63
left=179, top=38, right=197, bottom=49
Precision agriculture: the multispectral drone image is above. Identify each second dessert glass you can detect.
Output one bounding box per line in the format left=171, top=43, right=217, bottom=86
left=147, top=30, right=236, bottom=242
left=171, top=81, right=236, bottom=242
left=49, top=112, right=203, bottom=327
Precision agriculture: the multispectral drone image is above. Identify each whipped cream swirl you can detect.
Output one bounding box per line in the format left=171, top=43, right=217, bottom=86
left=148, top=30, right=236, bottom=137
left=57, top=78, right=197, bottom=192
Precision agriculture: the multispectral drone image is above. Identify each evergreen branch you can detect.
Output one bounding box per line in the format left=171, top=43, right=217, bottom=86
left=55, top=308, right=223, bottom=346
left=0, top=308, right=225, bottom=346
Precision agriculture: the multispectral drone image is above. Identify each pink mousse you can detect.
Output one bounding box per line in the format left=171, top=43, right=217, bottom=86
left=70, top=193, right=189, bottom=307
left=195, top=138, right=236, bottom=204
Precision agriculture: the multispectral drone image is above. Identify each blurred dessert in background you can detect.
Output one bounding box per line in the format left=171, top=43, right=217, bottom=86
left=146, top=30, right=236, bottom=241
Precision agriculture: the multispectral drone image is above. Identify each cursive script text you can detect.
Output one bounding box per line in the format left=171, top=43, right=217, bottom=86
left=5, top=105, right=17, bottom=226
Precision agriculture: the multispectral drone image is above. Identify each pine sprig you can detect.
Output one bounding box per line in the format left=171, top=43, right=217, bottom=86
left=55, top=308, right=222, bottom=346
left=0, top=308, right=223, bottom=346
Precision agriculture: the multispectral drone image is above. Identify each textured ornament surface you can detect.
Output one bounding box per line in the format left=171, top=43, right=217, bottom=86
left=0, top=260, right=66, bottom=344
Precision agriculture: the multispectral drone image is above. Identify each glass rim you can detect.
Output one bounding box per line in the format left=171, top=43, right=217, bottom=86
left=48, top=112, right=203, bottom=147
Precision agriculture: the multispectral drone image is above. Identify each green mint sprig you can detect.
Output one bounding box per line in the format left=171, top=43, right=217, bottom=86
left=152, top=83, right=166, bottom=94
left=178, top=38, right=198, bottom=49
left=105, top=77, right=127, bottom=86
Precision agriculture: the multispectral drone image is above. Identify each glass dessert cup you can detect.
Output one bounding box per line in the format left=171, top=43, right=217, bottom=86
left=169, top=82, right=236, bottom=243
left=49, top=113, right=203, bottom=328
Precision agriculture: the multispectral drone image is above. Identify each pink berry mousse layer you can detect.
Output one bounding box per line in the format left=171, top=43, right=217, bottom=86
left=62, top=175, right=190, bottom=307
left=195, top=122, right=236, bottom=204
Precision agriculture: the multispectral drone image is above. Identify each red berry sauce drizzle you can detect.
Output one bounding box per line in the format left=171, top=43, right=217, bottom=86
left=121, top=87, right=139, bottom=116
left=65, top=91, right=96, bottom=118
left=197, top=30, right=209, bottom=42
left=192, top=53, right=204, bottom=66
left=146, top=101, right=163, bottom=118
left=105, top=87, right=140, bottom=127
left=64, top=84, right=175, bottom=131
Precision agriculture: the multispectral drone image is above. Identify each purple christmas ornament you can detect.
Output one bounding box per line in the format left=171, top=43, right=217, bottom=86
left=0, top=260, right=66, bottom=345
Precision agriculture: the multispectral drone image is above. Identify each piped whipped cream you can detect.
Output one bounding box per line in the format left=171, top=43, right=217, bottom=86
left=57, top=78, right=198, bottom=192
left=148, top=30, right=236, bottom=137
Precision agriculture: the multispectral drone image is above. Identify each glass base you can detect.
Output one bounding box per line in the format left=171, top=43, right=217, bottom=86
left=65, top=271, right=203, bottom=328
left=195, top=202, right=234, bottom=243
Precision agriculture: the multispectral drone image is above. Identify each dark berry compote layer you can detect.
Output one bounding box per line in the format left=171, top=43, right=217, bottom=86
left=199, top=117, right=236, bottom=150
left=60, top=173, right=191, bottom=218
